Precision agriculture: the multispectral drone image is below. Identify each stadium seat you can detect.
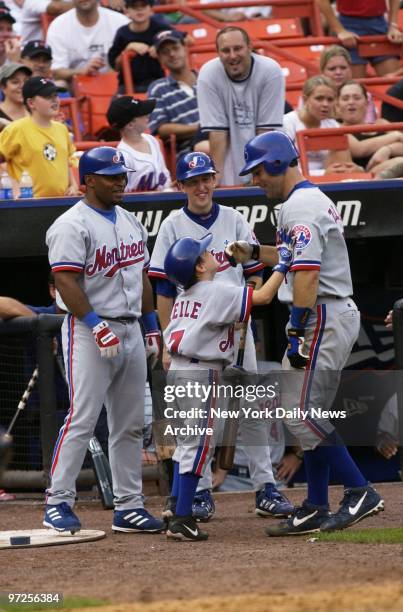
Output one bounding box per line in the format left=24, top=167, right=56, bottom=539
left=229, top=18, right=303, bottom=40
left=176, top=23, right=219, bottom=46
left=59, top=97, right=82, bottom=142
left=188, top=50, right=217, bottom=72
left=73, top=72, right=119, bottom=138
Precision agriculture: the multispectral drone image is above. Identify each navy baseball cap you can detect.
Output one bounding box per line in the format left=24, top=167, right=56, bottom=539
left=153, top=30, right=185, bottom=52
left=107, top=96, right=156, bottom=129
left=0, top=3, right=15, bottom=24
left=22, top=40, right=52, bottom=60
left=23, top=77, right=66, bottom=100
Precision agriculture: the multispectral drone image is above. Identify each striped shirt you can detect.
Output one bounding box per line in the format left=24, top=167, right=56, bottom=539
left=147, top=74, right=199, bottom=155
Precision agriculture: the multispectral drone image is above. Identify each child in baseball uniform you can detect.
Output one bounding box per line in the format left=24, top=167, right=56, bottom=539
left=163, top=229, right=294, bottom=541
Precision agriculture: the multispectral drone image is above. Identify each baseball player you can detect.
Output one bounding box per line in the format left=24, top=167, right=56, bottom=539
left=226, top=131, right=384, bottom=535
left=149, top=151, right=293, bottom=522
left=43, top=146, right=164, bottom=535
left=163, top=229, right=295, bottom=541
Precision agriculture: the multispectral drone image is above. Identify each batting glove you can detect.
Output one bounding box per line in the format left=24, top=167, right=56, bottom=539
left=273, top=227, right=295, bottom=275
left=145, top=331, right=161, bottom=369
left=224, top=241, right=260, bottom=266
left=92, top=321, right=120, bottom=358
left=287, top=328, right=310, bottom=369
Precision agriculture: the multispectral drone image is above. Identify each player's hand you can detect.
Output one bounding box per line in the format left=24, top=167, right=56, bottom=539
left=275, top=452, right=302, bottom=483
left=273, top=227, right=294, bottom=274
left=81, top=56, right=105, bottom=75
left=145, top=331, right=161, bottom=369
left=375, top=432, right=398, bottom=459
left=162, top=345, right=172, bottom=372
left=336, top=28, right=359, bottom=48
left=287, top=328, right=309, bottom=369
left=212, top=466, right=228, bottom=490
left=126, top=42, right=150, bottom=55
left=224, top=241, right=258, bottom=266
left=92, top=321, right=120, bottom=358
left=385, top=309, right=393, bottom=328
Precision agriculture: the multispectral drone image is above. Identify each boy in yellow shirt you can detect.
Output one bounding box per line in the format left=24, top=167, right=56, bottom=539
left=0, top=77, right=81, bottom=198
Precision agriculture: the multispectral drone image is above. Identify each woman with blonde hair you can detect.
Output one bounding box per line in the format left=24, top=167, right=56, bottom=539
left=283, top=74, right=362, bottom=175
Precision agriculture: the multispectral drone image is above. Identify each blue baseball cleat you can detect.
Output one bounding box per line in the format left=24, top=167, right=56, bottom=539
left=320, top=485, right=384, bottom=532
left=192, top=489, right=215, bottom=522
left=266, top=500, right=330, bottom=536
left=255, top=483, right=294, bottom=518
left=112, top=508, right=165, bottom=533
left=43, top=502, right=81, bottom=534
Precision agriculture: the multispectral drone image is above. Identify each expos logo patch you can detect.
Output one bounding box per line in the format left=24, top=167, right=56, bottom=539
left=189, top=155, right=206, bottom=169
left=293, top=224, right=312, bottom=250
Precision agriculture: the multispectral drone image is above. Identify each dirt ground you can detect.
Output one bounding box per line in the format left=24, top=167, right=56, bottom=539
left=1, top=483, right=403, bottom=611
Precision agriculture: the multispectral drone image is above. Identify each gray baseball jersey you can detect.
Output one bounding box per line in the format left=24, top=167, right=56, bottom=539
left=46, top=200, right=149, bottom=317
left=150, top=203, right=276, bottom=489
left=197, top=54, right=284, bottom=186
left=45, top=200, right=150, bottom=510
left=277, top=182, right=353, bottom=303
left=149, top=204, right=263, bottom=284
left=164, top=281, right=253, bottom=364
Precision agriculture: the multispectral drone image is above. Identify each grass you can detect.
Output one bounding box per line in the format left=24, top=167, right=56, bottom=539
left=0, top=596, right=107, bottom=611
left=317, top=527, right=403, bottom=544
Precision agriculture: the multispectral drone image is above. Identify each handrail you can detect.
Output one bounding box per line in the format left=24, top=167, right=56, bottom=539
left=296, top=121, right=403, bottom=175
left=152, top=0, right=323, bottom=36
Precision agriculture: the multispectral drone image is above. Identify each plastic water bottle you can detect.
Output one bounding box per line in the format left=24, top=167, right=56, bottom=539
left=0, top=171, right=13, bottom=200
left=19, top=170, right=33, bottom=199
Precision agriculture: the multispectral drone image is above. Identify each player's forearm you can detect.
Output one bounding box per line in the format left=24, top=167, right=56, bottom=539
left=157, top=123, right=198, bottom=139
left=142, top=271, right=156, bottom=314
left=293, top=270, right=319, bottom=309
left=209, top=131, right=227, bottom=182
left=252, top=271, right=285, bottom=306
left=315, top=0, right=344, bottom=33
left=156, top=294, right=173, bottom=332
left=247, top=274, right=262, bottom=289
left=0, top=297, right=35, bottom=319
left=54, top=271, right=93, bottom=318
left=52, top=67, right=76, bottom=81
left=257, top=245, right=279, bottom=267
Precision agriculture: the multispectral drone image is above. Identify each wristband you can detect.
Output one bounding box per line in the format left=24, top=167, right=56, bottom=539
left=290, top=306, right=311, bottom=329
left=251, top=243, right=260, bottom=260
left=81, top=310, right=102, bottom=329
left=141, top=311, right=158, bottom=333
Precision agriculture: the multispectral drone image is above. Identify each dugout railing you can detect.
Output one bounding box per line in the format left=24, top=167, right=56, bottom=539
left=0, top=314, right=164, bottom=493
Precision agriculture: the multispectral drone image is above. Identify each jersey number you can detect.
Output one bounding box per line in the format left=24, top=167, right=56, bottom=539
left=168, top=329, right=185, bottom=353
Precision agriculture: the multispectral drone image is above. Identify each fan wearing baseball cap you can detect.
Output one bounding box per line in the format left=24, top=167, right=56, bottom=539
left=21, top=40, right=53, bottom=78
left=0, top=63, right=32, bottom=123
left=0, top=76, right=81, bottom=197
left=107, top=95, right=171, bottom=192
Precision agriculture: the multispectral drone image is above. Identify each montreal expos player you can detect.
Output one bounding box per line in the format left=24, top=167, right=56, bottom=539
left=163, top=229, right=294, bottom=541
left=226, top=131, right=384, bottom=535
left=44, top=146, right=164, bottom=534
left=149, top=151, right=293, bottom=522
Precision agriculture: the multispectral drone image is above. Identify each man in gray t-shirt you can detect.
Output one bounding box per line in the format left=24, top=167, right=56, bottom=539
left=197, top=26, right=284, bottom=187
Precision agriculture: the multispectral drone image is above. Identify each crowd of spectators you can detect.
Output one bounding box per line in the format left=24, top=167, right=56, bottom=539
left=0, top=0, right=402, bottom=195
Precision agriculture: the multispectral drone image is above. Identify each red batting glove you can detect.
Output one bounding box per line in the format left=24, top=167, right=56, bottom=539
left=145, top=331, right=161, bottom=369
left=92, top=321, right=120, bottom=358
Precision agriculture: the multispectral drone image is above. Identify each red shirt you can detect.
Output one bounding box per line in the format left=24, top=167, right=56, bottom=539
left=337, top=0, right=386, bottom=18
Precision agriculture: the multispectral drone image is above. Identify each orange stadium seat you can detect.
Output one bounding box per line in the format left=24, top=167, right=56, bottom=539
left=230, top=18, right=303, bottom=40
left=73, top=72, right=118, bottom=138
left=59, top=97, right=82, bottom=142
left=176, top=23, right=219, bottom=46
left=188, top=50, right=217, bottom=72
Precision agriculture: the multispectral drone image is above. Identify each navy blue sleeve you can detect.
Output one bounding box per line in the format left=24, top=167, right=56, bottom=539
left=26, top=304, right=57, bottom=315
left=156, top=279, right=177, bottom=298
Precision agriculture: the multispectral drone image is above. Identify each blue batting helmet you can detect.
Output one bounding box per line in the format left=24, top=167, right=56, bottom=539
left=176, top=152, right=217, bottom=182
left=164, top=233, right=213, bottom=287
left=79, top=146, right=133, bottom=184
left=239, top=131, right=299, bottom=176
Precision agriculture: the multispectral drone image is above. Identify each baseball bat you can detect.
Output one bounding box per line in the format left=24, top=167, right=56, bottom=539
left=54, top=354, right=114, bottom=509
left=218, top=281, right=256, bottom=470
left=6, top=366, right=39, bottom=437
